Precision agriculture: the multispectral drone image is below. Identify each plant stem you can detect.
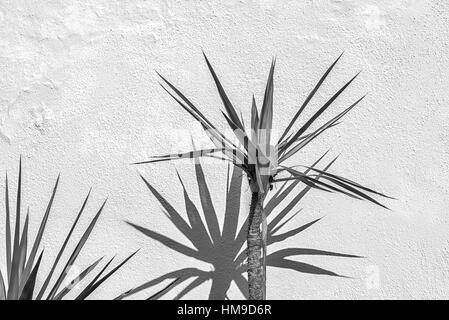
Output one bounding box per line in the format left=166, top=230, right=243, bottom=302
left=247, top=191, right=265, bottom=300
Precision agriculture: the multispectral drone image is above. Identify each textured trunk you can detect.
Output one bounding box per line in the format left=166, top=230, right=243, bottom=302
left=247, top=191, right=265, bottom=300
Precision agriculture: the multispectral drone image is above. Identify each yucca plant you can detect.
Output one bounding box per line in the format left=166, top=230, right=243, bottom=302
left=0, top=159, right=137, bottom=300
left=120, top=159, right=361, bottom=300
left=136, top=53, right=391, bottom=299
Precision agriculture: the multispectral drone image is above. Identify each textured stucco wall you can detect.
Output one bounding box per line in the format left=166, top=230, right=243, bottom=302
left=1, top=0, right=448, bottom=299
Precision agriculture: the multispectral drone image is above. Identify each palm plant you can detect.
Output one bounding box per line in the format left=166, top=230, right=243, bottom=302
left=0, top=159, right=138, bottom=300
left=119, top=160, right=362, bottom=299
left=136, top=53, right=391, bottom=299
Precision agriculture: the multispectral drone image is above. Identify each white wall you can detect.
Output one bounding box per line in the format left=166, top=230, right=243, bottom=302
left=0, top=0, right=448, bottom=299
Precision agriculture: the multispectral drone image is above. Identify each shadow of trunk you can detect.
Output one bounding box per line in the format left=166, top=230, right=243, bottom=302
left=208, top=274, right=233, bottom=300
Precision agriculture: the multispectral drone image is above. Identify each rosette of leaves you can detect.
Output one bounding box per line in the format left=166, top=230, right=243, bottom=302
left=0, top=159, right=137, bottom=300
left=135, top=53, right=391, bottom=299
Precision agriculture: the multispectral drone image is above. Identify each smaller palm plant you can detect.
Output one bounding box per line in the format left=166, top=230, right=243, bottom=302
left=0, top=159, right=136, bottom=300
left=120, top=158, right=362, bottom=300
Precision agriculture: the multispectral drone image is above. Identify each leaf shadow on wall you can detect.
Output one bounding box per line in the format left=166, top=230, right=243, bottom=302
left=120, top=160, right=361, bottom=300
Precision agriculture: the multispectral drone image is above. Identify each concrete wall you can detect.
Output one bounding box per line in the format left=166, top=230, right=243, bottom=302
left=0, top=0, right=448, bottom=299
